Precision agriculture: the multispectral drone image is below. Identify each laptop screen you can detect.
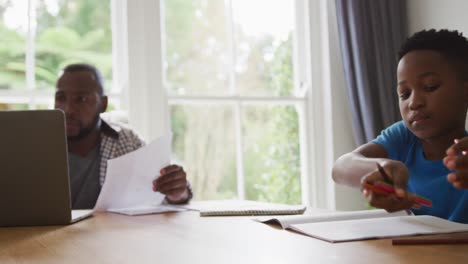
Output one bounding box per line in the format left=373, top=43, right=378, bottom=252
left=0, top=110, right=74, bottom=226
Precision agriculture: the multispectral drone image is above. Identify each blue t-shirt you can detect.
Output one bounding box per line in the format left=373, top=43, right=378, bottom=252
left=373, top=121, right=468, bottom=223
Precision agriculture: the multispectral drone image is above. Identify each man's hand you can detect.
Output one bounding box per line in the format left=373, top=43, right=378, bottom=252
left=152, top=164, right=190, bottom=203
left=444, top=138, right=468, bottom=189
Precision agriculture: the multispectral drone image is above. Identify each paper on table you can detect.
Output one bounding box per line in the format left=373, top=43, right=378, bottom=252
left=94, top=134, right=187, bottom=215
left=107, top=204, right=188, bottom=216
left=255, top=209, right=409, bottom=229
left=289, top=215, right=468, bottom=243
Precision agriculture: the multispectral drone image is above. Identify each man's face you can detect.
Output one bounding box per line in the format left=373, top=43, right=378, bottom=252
left=397, top=50, right=468, bottom=140
left=54, top=71, right=106, bottom=141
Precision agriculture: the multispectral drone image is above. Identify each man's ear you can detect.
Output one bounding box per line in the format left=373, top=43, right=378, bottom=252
left=100, top=95, right=108, bottom=113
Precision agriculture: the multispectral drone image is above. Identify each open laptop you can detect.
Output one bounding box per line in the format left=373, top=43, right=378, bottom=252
left=0, top=110, right=93, bottom=226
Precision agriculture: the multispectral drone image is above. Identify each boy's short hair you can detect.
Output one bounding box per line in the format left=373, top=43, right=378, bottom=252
left=59, top=63, right=106, bottom=95
left=398, top=29, right=468, bottom=81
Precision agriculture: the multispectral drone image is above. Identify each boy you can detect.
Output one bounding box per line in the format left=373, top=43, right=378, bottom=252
left=332, top=29, right=468, bottom=223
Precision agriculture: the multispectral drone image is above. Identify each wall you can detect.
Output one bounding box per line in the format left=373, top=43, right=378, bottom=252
left=407, top=0, right=468, bottom=128
left=407, top=0, right=468, bottom=35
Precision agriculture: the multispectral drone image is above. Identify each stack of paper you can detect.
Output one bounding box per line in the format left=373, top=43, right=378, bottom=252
left=93, top=134, right=187, bottom=215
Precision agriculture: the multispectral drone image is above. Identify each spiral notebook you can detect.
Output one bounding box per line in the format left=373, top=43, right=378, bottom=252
left=179, top=200, right=306, bottom=216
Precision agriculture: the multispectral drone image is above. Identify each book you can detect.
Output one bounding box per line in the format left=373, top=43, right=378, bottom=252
left=177, top=200, right=306, bottom=216
left=255, top=209, right=468, bottom=243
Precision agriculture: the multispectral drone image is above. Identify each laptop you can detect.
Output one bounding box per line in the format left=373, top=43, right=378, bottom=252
left=0, top=110, right=93, bottom=226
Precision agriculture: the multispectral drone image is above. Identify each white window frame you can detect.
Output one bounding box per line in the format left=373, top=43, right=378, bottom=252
left=115, top=0, right=337, bottom=208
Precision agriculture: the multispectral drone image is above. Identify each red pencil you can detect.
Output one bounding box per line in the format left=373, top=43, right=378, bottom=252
left=374, top=181, right=432, bottom=207
left=363, top=182, right=391, bottom=195
left=373, top=163, right=432, bottom=208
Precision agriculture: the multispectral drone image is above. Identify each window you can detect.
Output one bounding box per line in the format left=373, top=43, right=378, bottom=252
left=163, top=0, right=308, bottom=204
left=3, top=0, right=328, bottom=207
left=0, top=0, right=117, bottom=110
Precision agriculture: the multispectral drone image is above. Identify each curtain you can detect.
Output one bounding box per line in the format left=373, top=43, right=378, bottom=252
left=335, top=0, right=407, bottom=145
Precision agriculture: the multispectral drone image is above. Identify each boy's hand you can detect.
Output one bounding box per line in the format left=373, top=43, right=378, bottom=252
left=444, top=138, right=468, bottom=189
left=360, top=160, right=415, bottom=212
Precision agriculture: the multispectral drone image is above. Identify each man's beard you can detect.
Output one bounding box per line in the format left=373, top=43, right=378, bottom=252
left=67, top=114, right=101, bottom=142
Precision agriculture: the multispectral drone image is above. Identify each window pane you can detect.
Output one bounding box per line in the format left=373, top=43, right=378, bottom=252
left=165, top=1, right=300, bottom=203
left=233, top=0, right=294, bottom=96
left=164, top=0, right=230, bottom=96
left=170, top=104, right=236, bottom=199
left=34, top=0, right=112, bottom=91
left=36, top=103, right=52, bottom=109
left=164, top=0, right=295, bottom=97
left=242, top=105, right=301, bottom=204
left=0, top=1, right=27, bottom=90
left=0, top=103, right=29, bottom=110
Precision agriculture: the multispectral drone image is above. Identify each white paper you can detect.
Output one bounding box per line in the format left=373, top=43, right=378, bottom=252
left=289, top=215, right=468, bottom=243
left=255, top=209, right=409, bottom=229
left=107, top=204, right=188, bottom=216
left=94, top=134, right=188, bottom=215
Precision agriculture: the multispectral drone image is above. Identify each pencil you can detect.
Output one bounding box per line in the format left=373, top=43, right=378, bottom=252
left=376, top=163, right=391, bottom=182
left=362, top=182, right=391, bottom=195
left=374, top=163, right=432, bottom=208
left=374, top=181, right=432, bottom=207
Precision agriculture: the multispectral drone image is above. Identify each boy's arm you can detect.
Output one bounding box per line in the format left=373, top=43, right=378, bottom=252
left=332, top=142, right=415, bottom=212
left=332, top=142, right=390, bottom=188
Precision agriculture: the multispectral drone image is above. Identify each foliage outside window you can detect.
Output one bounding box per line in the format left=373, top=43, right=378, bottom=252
left=0, top=0, right=112, bottom=110
left=165, top=0, right=302, bottom=204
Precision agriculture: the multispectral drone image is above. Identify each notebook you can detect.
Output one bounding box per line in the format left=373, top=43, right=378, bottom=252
left=0, top=110, right=93, bottom=227
left=179, top=200, right=306, bottom=216
left=256, top=209, right=468, bottom=243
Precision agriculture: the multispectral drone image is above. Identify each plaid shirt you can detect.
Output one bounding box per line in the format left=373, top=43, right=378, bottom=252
left=98, top=120, right=145, bottom=185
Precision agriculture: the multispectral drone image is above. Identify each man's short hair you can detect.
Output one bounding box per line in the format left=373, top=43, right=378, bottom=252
left=59, top=63, right=106, bottom=95
left=398, top=29, right=468, bottom=81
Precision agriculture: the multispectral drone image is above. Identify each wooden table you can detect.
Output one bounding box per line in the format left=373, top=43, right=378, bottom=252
left=1, top=211, right=467, bottom=264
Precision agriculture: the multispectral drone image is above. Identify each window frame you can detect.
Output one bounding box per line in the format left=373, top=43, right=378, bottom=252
left=115, top=0, right=326, bottom=205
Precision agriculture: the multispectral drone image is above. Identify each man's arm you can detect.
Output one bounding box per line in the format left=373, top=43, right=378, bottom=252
left=153, top=164, right=193, bottom=204
left=165, top=182, right=193, bottom=204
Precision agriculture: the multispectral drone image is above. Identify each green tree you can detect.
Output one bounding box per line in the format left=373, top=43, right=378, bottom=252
left=166, top=1, right=300, bottom=203
left=243, top=34, right=301, bottom=204
left=0, top=0, right=112, bottom=91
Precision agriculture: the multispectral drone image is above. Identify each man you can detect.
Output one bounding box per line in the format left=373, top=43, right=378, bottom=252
left=54, top=63, right=192, bottom=209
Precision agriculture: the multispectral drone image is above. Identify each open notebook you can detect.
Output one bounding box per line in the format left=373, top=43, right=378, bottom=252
left=255, top=209, right=468, bottom=243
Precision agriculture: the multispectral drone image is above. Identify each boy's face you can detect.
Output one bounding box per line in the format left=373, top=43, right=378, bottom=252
left=397, top=50, right=468, bottom=140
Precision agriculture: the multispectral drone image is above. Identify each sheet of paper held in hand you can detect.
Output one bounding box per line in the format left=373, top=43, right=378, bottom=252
left=94, top=134, right=187, bottom=215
